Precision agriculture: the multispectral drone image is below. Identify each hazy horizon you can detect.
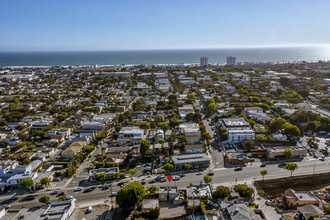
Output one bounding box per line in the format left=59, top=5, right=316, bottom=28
left=1, top=0, right=330, bottom=51
left=1, top=45, right=329, bottom=53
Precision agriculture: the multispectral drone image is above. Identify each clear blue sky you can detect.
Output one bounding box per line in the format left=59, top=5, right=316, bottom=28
left=0, top=0, right=329, bottom=51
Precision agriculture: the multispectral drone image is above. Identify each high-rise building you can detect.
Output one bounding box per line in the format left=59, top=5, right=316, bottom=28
left=200, top=57, right=208, bottom=68
left=226, top=56, right=236, bottom=66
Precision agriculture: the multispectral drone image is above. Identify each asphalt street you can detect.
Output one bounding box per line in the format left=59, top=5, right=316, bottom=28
left=2, top=157, right=329, bottom=209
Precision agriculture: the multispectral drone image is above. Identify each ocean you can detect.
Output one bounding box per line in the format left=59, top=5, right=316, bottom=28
left=0, top=47, right=329, bottom=66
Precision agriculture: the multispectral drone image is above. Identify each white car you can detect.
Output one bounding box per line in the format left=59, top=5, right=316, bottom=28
left=265, top=200, right=271, bottom=206
left=74, top=187, right=83, bottom=192
left=196, top=172, right=203, bottom=175
left=173, top=176, right=180, bottom=181
left=1, top=204, right=11, bottom=209
left=111, top=192, right=117, bottom=196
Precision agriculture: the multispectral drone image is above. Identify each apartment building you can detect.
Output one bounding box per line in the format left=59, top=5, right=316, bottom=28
left=221, top=117, right=255, bottom=143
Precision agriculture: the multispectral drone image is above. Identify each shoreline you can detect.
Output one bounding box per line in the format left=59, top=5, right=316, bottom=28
left=1, top=59, right=329, bottom=68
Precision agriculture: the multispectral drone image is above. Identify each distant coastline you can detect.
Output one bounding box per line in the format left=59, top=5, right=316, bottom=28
left=0, top=46, right=329, bottom=66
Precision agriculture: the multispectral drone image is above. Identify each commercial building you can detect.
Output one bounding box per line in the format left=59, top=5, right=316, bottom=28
left=89, top=167, right=119, bottom=182
left=200, top=57, right=208, bottom=68
left=171, top=153, right=210, bottom=169
left=265, top=146, right=306, bottom=159
left=226, top=56, right=236, bottom=66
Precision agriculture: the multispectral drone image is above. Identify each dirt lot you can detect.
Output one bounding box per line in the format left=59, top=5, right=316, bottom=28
left=72, top=204, right=110, bottom=220
left=255, top=172, right=330, bottom=197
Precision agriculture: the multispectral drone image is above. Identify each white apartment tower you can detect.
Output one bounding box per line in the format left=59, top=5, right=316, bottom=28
left=226, top=56, right=236, bottom=66
left=200, top=57, right=208, bottom=68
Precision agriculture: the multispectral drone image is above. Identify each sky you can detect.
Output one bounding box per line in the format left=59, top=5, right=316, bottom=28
left=0, top=0, right=330, bottom=51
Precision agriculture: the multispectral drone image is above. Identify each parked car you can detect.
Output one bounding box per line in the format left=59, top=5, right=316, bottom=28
left=25, top=195, right=35, bottom=201
left=234, top=167, right=242, bottom=171
left=160, top=178, right=166, bottom=182
left=83, top=187, right=95, bottom=193
left=149, top=180, right=156, bottom=184
left=265, top=200, right=271, bottom=206
left=196, top=172, right=203, bottom=175
left=1, top=204, right=11, bottom=209
left=207, top=172, right=214, bottom=176
left=173, top=176, right=180, bottom=181
left=111, top=192, right=117, bottom=196
left=87, top=206, right=93, bottom=213
left=260, top=164, right=266, bottom=167
left=74, top=187, right=83, bottom=192
left=65, top=195, right=73, bottom=200
left=9, top=195, right=18, bottom=200
left=99, top=184, right=108, bottom=189
left=50, top=190, right=58, bottom=195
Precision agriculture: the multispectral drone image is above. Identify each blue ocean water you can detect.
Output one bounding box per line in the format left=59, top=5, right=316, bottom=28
left=0, top=47, right=329, bottom=66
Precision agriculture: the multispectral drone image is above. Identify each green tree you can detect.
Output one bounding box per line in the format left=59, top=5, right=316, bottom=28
left=184, top=164, right=192, bottom=170
left=97, top=172, right=107, bottom=181
left=203, top=175, right=212, bottom=184
left=243, top=140, right=254, bottom=151
left=113, top=172, right=120, bottom=179
left=187, top=93, right=196, bottom=102
left=283, top=149, right=293, bottom=159
left=147, top=185, right=158, bottom=194
left=284, top=162, right=298, bottom=177
left=140, top=139, right=150, bottom=157
left=260, top=170, right=268, bottom=180
left=201, top=132, right=211, bottom=142
left=39, top=195, right=50, bottom=204
left=163, top=163, right=174, bottom=172
left=269, top=118, right=286, bottom=132
left=116, top=182, right=146, bottom=208
left=234, top=184, right=254, bottom=198
left=20, top=178, right=34, bottom=190
left=212, top=186, right=231, bottom=199
left=297, top=88, right=310, bottom=99
left=84, top=145, right=95, bottom=154
left=128, top=169, right=137, bottom=179
left=40, top=177, right=50, bottom=188
left=58, top=194, right=66, bottom=201
left=284, top=124, right=301, bottom=136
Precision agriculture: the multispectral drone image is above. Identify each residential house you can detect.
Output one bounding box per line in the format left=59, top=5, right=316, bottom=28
left=62, top=146, right=81, bottom=159
left=283, top=189, right=320, bottom=208
left=117, top=127, right=145, bottom=144
left=296, top=204, right=323, bottom=220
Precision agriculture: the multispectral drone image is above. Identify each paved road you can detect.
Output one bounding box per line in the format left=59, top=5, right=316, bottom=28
left=3, top=157, right=329, bottom=209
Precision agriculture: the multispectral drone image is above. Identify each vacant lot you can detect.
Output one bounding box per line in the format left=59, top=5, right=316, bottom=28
left=255, top=172, right=330, bottom=197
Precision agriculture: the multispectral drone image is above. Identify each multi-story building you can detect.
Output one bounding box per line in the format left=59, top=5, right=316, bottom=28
left=220, top=117, right=255, bottom=143
left=117, top=126, right=145, bottom=144
left=226, top=56, right=236, bottom=66
left=81, top=121, right=105, bottom=131
left=200, top=57, right=208, bottom=68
